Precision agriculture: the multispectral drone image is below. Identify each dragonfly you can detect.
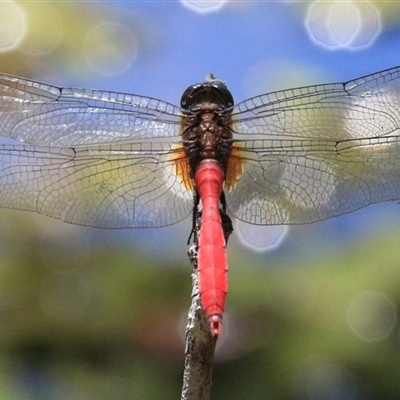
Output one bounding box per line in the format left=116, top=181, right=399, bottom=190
left=1, top=66, right=400, bottom=335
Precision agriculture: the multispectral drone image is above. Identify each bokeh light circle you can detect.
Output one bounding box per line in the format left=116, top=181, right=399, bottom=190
left=235, top=220, right=288, bottom=252
left=180, top=0, right=228, bottom=14
left=0, top=1, right=27, bottom=52
left=295, top=359, right=358, bottom=400
left=84, top=22, right=138, bottom=76
left=305, top=0, right=381, bottom=50
left=347, top=291, right=397, bottom=342
left=19, top=3, right=64, bottom=56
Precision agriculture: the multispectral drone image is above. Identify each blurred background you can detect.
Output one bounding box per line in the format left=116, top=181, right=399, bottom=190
left=1, top=1, right=400, bottom=399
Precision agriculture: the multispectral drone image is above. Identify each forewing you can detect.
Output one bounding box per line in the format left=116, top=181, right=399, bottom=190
left=0, top=141, right=193, bottom=228
left=228, top=66, right=400, bottom=224
left=232, top=66, right=400, bottom=140
left=0, top=73, right=182, bottom=146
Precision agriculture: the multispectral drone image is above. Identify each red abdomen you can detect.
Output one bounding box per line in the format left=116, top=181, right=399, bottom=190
left=195, top=160, right=228, bottom=335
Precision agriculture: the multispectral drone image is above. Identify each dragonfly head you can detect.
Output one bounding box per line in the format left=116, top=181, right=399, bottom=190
left=180, top=73, right=234, bottom=110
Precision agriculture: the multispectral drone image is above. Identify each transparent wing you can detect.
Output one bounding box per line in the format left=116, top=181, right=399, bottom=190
left=0, top=142, right=193, bottom=228
left=233, top=66, right=400, bottom=140
left=0, top=73, right=183, bottom=146
left=228, top=66, right=400, bottom=224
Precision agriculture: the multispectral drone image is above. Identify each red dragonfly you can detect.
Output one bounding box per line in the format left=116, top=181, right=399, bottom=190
left=0, top=66, right=400, bottom=335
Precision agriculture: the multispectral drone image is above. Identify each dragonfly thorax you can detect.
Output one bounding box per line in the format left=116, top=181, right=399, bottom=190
left=182, top=104, right=233, bottom=175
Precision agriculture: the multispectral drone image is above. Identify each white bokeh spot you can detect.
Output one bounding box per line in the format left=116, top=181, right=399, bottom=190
left=180, top=0, right=228, bottom=14
left=235, top=219, right=289, bottom=252
left=0, top=1, right=27, bottom=52
left=305, top=0, right=381, bottom=50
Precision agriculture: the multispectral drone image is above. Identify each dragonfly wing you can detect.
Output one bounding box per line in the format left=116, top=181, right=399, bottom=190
left=0, top=142, right=193, bottom=228
left=226, top=137, right=400, bottom=225
left=228, top=66, right=400, bottom=225
left=0, top=73, right=182, bottom=146
left=232, top=66, right=400, bottom=141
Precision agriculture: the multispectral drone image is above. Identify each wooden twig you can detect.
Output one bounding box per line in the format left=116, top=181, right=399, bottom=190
left=181, top=243, right=218, bottom=400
